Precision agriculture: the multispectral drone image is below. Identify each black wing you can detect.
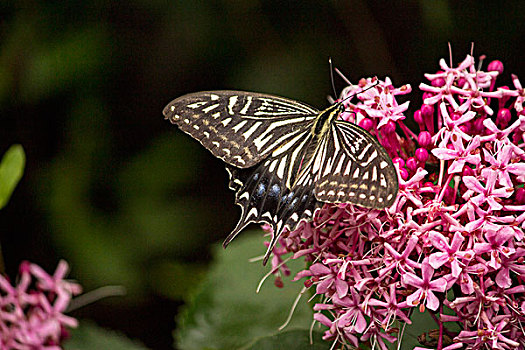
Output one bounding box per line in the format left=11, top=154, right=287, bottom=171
left=163, top=91, right=319, bottom=168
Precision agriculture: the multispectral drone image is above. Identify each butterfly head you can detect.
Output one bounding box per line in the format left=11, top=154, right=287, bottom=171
left=336, top=101, right=345, bottom=114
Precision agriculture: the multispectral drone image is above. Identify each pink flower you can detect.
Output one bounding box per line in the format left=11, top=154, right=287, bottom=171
left=0, top=260, right=81, bottom=349
left=431, top=134, right=481, bottom=174
left=402, top=260, right=448, bottom=311
left=511, top=74, right=524, bottom=112
left=266, top=54, right=525, bottom=349
left=474, top=227, right=516, bottom=270
left=462, top=169, right=514, bottom=211
left=428, top=231, right=474, bottom=278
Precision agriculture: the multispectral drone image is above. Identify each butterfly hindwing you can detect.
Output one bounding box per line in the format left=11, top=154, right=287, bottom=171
left=224, top=148, right=321, bottom=264
left=313, top=120, right=398, bottom=208
left=163, top=91, right=318, bottom=168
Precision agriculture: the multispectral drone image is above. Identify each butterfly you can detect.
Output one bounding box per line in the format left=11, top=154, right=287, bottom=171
left=163, top=90, right=398, bottom=264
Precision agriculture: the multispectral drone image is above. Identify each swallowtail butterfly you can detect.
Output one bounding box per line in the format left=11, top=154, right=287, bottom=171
left=163, top=91, right=398, bottom=264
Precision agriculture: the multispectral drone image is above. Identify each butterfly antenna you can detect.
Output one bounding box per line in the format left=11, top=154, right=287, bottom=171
left=329, top=57, right=338, bottom=101
left=340, top=79, right=379, bottom=104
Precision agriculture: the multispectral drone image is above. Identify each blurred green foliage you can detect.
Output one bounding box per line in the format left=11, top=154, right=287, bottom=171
left=176, top=232, right=314, bottom=350
left=66, top=321, right=148, bottom=350
left=1, top=0, right=523, bottom=349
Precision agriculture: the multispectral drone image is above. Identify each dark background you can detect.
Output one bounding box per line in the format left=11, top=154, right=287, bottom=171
left=1, top=1, right=523, bottom=349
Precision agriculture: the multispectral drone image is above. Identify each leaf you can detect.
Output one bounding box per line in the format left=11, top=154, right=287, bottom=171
left=0, top=145, right=25, bottom=209
left=175, top=231, right=315, bottom=350
left=65, top=321, right=149, bottom=350
left=245, top=330, right=329, bottom=350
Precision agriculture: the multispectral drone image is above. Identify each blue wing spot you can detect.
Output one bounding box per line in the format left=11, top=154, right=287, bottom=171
left=281, top=191, right=294, bottom=205
left=289, top=197, right=299, bottom=209
left=256, top=183, right=266, bottom=199
left=269, top=184, right=281, bottom=199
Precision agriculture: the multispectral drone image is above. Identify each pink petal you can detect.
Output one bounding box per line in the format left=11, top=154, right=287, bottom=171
left=462, top=176, right=484, bottom=193
left=448, top=159, right=466, bottom=173
left=406, top=289, right=422, bottom=307
left=335, top=278, right=349, bottom=298
left=310, top=263, right=331, bottom=275
left=425, top=290, right=441, bottom=311
left=450, top=260, right=462, bottom=278
left=428, top=252, right=449, bottom=269
left=431, top=148, right=458, bottom=160
left=402, top=272, right=423, bottom=287
left=316, top=278, right=333, bottom=294
left=495, top=267, right=512, bottom=288
left=354, top=312, right=367, bottom=333
left=428, top=277, right=447, bottom=293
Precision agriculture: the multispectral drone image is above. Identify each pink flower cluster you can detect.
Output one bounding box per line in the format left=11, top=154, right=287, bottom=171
left=270, top=55, right=525, bottom=349
left=0, top=260, right=81, bottom=349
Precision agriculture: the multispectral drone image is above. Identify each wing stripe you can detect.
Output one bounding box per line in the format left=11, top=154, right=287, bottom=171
left=228, top=95, right=238, bottom=115
left=239, top=96, right=253, bottom=114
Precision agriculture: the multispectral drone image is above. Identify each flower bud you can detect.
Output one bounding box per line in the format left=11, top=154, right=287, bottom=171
left=382, top=121, right=396, bottom=134
left=473, top=117, right=486, bottom=134
left=422, top=92, right=434, bottom=101
left=431, top=77, right=445, bottom=87
left=421, top=104, right=434, bottom=119
left=458, top=123, right=470, bottom=134
left=421, top=104, right=435, bottom=134
left=462, top=166, right=474, bottom=177
left=359, top=117, right=374, bottom=131
left=415, top=148, right=429, bottom=163
left=418, top=131, right=432, bottom=148
left=393, top=157, right=405, bottom=168
left=488, top=60, right=504, bottom=74
left=414, top=109, right=423, bottom=127
left=399, top=167, right=409, bottom=180
left=496, top=108, right=511, bottom=128
left=406, top=157, right=417, bottom=172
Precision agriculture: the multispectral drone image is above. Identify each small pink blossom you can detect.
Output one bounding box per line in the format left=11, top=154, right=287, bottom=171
left=402, top=260, right=447, bottom=311
left=0, top=260, right=81, bottom=349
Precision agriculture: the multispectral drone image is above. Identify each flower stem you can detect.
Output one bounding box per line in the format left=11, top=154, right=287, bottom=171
left=437, top=173, right=454, bottom=202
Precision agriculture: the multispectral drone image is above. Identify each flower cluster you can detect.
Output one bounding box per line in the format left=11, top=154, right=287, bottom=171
left=269, top=55, right=525, bottom=349
left=0, top=260, right=81, bottom=349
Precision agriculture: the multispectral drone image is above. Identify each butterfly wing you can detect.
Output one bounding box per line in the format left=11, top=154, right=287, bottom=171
left=163, top=91, right=319, bottom=168
left=224, top=129, right=321, bottom=264
left=313, top=120, right=398, bottom=208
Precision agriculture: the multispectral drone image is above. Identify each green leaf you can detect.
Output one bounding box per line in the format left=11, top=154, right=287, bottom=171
left=0, top=145, right=25, bottom=209
left=65, top=321, right=149, bottom=350
left=245, top=330, right=329, bottom=350
left=176, top=232, right=315, bottom=350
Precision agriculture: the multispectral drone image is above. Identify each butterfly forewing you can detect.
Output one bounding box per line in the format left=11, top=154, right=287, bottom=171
left=314, top=121, right=398, bottom=208
left=163, top=91, right=318, bottom=168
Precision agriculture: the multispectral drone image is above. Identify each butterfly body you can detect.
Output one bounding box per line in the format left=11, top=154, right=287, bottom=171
left=164, top=90, right=398, bottom=264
